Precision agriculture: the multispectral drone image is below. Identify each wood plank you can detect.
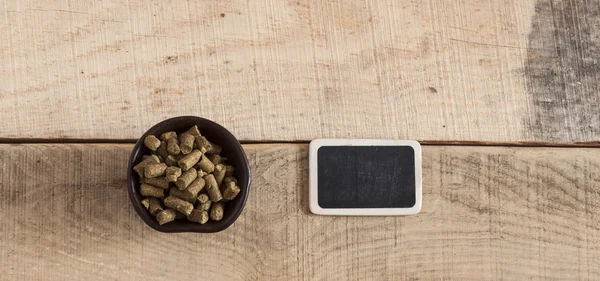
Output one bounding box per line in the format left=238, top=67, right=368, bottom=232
left=0, top=0, right=560, bottom=142
left=525, top=0, right=600, bottom=142
left=1, top=143, right=599, bottom=280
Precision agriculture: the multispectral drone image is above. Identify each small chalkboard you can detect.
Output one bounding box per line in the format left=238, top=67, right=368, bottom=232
left=309, top=139, right=422, bottom=216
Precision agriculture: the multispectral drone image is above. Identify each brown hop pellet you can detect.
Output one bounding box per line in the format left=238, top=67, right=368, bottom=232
left=179, top=133, right=195, bottom=155
left=140, top=183, right=165, bottom=198
left=185, top=125, right=202, bottom=137
left=141, top=197, right=164, bottom=215
left=133, top=155, right=160, bottom=177
left=214, top=164, right=226, bottom=186
left=197, top=193, right=209, bottom=204
left=176, top=168, right=197, bottom=190
left=225, top=165, right=234, bottom=177
left=196, top=155, right=215, bottom=173
left=141, top=198, right=151, bottom=208
left=155, top=141, right=169, bottom=160
left=167, top=136, right=181, bottom=155
left=164, top=196, right=194, bottom=216
left=220, top=177, right=238, bottom=194
left=222, top=181, right=241, bottom=201
left=197, top=169, right=208, bottom=178
left=144, top=135, right=161, bottom=151
left=183, top=177, right=205, bottom=199
left=156, top=209, right=176, bottom=225
left=165, top=166, right=182, bottom=182
left=199, top=200, right=211, bottom=211
left=207, top=154, right=226, bottom=165
left=206, top=143, right=222, bottom=155
left=197, top=136, right=222, bottom=154
left=178, top=149, right=202, bottom=171
left=203, top=174, right=222, bottom=202
left=194, top=136, right=211, bottom=153
left=187, top=209, right=209, bottom=224
left=143, top=176, right=169, bottom=189
left=144, top=162, right=167, bottom=178
left=169, top=187, right=196, bottom=203
left=222, top=176, right=238, bottom=187
left=160, top=131, right=177, bottom=141
left=210, top=202, right=224, bottom=221
left=165, top=155, right=180, bottom=166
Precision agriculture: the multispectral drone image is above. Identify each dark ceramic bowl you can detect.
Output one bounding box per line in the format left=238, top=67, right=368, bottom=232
left=127, top=116, right=251, bottom=233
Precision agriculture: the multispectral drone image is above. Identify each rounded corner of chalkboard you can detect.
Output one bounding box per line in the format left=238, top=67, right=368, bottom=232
left=308, top=200, right=324, bottom=215
left=409, top=202, right=422, bottom=215
left=406, top=140, right=422, bottom=151
left=309, top=139, right=327, bottom=151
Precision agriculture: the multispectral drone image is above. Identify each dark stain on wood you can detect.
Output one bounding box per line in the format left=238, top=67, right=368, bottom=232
left=525, top=0, right=600, bottom=141
left=164, top=56, right=178, bottom=64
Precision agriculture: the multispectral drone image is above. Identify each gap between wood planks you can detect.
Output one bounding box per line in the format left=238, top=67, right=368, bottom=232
left=0, top=138, right=599, bottom=148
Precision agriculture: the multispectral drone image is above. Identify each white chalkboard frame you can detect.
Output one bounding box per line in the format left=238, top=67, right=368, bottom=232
left=309, top=139, right=422, bottom=216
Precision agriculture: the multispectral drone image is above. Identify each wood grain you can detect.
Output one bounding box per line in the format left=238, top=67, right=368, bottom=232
left=525, top=0, right=600, bottom=141
left=0, top=0, right=554, bottom=142
left=1, top=143, right=599, bottom=280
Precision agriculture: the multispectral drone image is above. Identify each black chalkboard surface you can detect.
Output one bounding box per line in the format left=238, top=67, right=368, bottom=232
left=317, top=146, right=416, bottom=208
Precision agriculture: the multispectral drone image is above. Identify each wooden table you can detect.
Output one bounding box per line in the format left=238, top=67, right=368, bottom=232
left=1, top=0, right=599, bottom=280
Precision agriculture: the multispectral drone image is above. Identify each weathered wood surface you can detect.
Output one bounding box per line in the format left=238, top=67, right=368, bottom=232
left=1, top=143, right=598, bottom=280
left=2, top=0, right=597, bottom=142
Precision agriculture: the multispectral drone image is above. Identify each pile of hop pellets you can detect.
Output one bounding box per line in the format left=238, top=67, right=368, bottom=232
left=133, top=125, right=241, bottom=225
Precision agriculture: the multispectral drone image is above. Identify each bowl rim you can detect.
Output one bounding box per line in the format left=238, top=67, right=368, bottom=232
left=127, top=116, right=251, bottom=233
